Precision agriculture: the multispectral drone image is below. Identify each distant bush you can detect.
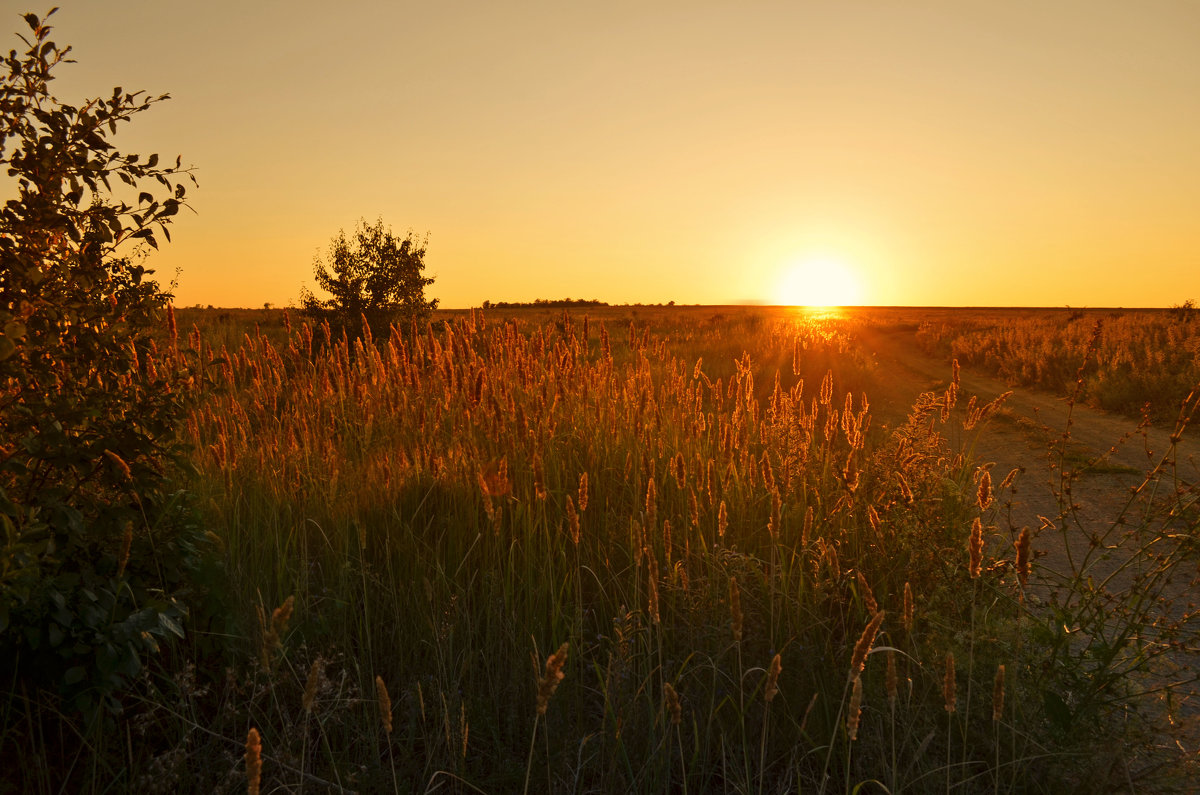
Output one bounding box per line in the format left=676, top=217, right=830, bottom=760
left=483, top=297, right=609, bottom=309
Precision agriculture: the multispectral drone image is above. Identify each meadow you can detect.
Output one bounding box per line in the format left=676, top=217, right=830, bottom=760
left=5, top=305, right=1198, bottom=793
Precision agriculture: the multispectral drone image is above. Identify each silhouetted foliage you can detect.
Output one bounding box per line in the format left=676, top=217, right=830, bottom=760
left=483, top=297, right=608, bottom=309
left=0, top=9, right=202, bottom=717
left=300, top=218, right=437, bottom=339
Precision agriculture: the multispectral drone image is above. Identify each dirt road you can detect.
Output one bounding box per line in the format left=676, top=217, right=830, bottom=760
left=857, top=322, right=1200, bottom=581
left=856, top=322, right=1200, bottom=753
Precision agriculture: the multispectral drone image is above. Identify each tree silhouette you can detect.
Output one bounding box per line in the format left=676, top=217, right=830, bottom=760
left=301, top=218, right=437, bottom=339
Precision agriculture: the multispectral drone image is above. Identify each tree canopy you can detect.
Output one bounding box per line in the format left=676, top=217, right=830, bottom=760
left=300, top=218, right=437, bottom=339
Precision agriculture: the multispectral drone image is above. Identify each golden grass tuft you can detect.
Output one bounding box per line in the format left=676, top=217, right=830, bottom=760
left=536, top=642, right=569, bottom=715
left=977, top=468, right=993, bottom=511
left=765, top=653, right=782, bottom=703
left=849, top=610, right=885, bottom=682
left=245, top=727, right=262, bottom=795
left=1014, top=527, right=1031, bottom=593
left=855, top=570, right=878, bottom=615
left=376, top=675, right=393, bottom=735
left=664, top=682, right=682, bottom=725
left=943, top=652, right=956, bottom=714
left=969, top=517, right=984, bottom=579
left=847, top=676, right=863, bottom=741
left=257, top=595, right=295, bottom=669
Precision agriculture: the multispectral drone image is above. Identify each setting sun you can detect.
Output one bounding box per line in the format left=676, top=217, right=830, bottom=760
left=775, top=257, right=864, bottom=308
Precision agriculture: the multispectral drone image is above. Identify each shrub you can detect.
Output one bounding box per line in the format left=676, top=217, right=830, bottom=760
left=0, top=9, right=202, bottom=716
left=300, top=217, right=437, bottom=340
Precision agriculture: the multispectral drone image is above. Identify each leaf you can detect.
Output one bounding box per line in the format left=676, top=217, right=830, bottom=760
left=0, top=335, right=15, bottom=361
left=64, top=666, right=86, bottom=685
left=158, top=612, right=185, bottom=639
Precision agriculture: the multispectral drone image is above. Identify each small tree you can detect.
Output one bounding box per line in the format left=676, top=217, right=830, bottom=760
left=300, top=218, right=437, bottom=339
left=0, top=9, right=201, bottom=717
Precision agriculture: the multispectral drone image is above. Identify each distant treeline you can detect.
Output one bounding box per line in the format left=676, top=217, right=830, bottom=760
left=481, top=298, right=609, bottom=309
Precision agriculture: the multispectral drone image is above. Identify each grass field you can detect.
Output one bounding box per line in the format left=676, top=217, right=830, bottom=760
left=5, top=305, right=1199, bottom=793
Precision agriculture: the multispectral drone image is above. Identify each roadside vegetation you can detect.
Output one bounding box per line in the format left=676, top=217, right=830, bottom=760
left=915, top=307, right=1200, bottom=421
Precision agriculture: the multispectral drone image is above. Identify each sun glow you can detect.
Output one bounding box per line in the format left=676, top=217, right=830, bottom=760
left=775, top=257, right=864, bottom=309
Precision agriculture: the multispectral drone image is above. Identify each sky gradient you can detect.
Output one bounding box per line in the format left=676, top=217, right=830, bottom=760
left=36, top=1, right=1200, bottom=308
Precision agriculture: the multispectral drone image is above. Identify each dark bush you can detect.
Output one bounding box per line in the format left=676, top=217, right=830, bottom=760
left=0, top=9, right=202, bottom=716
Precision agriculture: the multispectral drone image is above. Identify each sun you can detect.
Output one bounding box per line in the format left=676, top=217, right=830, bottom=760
left=775, top=257, right=864, bottom=309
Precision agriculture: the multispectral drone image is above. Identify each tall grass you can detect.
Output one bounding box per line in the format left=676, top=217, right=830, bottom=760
left=915, top=308, right=1200, bottom=419
left=4, top=307, right=1196, bottom=792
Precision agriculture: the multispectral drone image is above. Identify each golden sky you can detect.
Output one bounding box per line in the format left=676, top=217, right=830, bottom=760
left=43, top=1, right=1200, bottom=308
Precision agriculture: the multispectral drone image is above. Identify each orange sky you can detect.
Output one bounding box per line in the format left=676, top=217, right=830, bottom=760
left=40, top=2, right=1200, bottom=308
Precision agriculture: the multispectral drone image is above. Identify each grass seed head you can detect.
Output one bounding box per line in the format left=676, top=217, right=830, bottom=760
left=765, top=653, right=782, bottom=703
left=245, top=727, right=262, bottom=795
left=977, top=468, right=993, bottom=511
left=855, top=570, right=878, bottom=615
left=943, top=652, right=957, bottom=713
left=847, top=676, right=863, bottom=741
left=664, top=682, right=682, bottom=725
left=536, top=642, right=569, bottom=715
left=849, top=610, right=885, bottom=682
left=1015, top=527, right=1031, bottom=592
left=376, top=675, right=393, bottom=734
left=647, top=570, right=661, bottom=625
left=969, top=517, right=984, bottom=578
left=645, top=477, right=657, bottom=526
